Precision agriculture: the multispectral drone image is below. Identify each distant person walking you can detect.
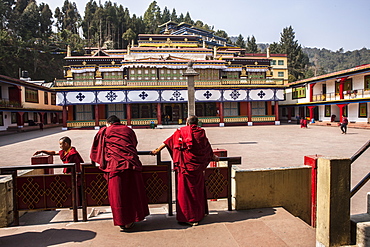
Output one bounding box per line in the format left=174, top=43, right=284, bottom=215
left=340, top=115, right=348, bottom=134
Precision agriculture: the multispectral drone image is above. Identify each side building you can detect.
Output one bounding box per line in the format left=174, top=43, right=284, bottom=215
left=0, top=74, right=62, bottom=131
left=280, top=64, right=370, bottom=126
left=53, top=24, right=288, bottom=129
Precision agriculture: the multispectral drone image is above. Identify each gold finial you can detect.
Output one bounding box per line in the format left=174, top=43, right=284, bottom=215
left=82, top=61, right=87, bottom=65
left=96, top=69, right=102, bottom=78
left=67, top=45, right=71, bottom=57
left=241, top=68, right=247, bottom=76
left=184, top=38, right=188, bottom=41
left=149, top=37, right=152, bottom=41
left=111, top=61, right=115, bottom=65
left=66, top=69, right=72, bottom=78
left=254, top=61, right=258, bottom=65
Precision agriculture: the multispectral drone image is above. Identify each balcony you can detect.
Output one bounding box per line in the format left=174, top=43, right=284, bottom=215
left=0, top=99, right=22, bottom=108
left=312, top=89, right=370, bottom=102
left=54, top=78, right=285, bottom=88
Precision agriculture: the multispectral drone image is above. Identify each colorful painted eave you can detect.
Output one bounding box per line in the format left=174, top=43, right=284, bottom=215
left=289, top=64, right=370, bottom=86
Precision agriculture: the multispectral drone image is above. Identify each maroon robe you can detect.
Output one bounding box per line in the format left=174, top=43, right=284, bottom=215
left=59, top=147, right=84, bottom=174
left=90, top=123, right=149, bottom=226
left=164, top=124, right=214, bottom=223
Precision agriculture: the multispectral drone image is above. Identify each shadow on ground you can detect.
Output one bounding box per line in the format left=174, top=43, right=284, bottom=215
left=0, top=228, right=96, bottom=247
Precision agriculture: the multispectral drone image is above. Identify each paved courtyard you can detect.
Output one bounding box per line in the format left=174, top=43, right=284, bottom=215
left=0, top=123, right=369, bottom=215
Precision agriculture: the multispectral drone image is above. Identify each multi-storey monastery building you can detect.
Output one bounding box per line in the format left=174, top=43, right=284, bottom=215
left=54, top=21, right=288, bottom=129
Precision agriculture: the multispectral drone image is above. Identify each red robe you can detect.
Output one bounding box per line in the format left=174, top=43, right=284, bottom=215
left=90, top=123, right=149, bottom=226
left=59, top=147, right=84, bottom=174
left=164, top=124, right=214, bottom=223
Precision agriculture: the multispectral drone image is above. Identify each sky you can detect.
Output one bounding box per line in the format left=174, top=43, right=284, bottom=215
left=43, top=0, right=370, bottom=51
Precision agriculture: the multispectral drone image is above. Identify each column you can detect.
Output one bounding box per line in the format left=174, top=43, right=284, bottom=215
left=183, top=61, right=199, bottom=117
left=157, top=103, right=162, bottom=125
left=287, top=107, right=292, bottom=123
left=309, top=84, right=315, bottom=102
left=308, top=106, right=315, bottom=122
left=339, top=79, right=345, bottom=100
left=94, top=104, right=100, bottom=130
left=17, top=112, right=25, bottom=129
left=274, top=101, right=280, bottom=125
left=219, top=102, right=224, bottom=127
left=126, top=104, right=132, bottom=127
left=316, top=157, right=351, bottom=247
left=62, top=105, right=68, bottom=130
left=38, top=112, right=45, bottom=124
left=247, top=102, right=252, bottom=126
left=336, top=104, right=346, bottom=123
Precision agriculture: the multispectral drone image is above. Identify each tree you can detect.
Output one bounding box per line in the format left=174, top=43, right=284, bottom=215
left=271, top=26, right=309, bottom=82
left=39, top=3, right=53, bottom=41
left=57, top=0, right=81, bottom=34
left=122, top=28, right=136, bottom=47
left=170, top=8, right=177, bottom=22
left=246, top=35, right=258, bottom=53
left=162, top=6, right=170, bottom=23
left=184, top=12, right=192, bottom=24
left=235, top=34, right=246, bottom=48
left=143, top=1, right=161, bottom=34
left=18, top=1, right=40, bottom=41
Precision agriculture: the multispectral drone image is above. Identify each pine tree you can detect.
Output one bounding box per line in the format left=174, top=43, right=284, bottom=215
left=246, top=35, right=258, bottom=53
left=161, top=6, right=170, bottom=23
left=235, top=34, right=246, bottom=48
left=143, top=1, right=161, bottom=34
left=184, top=12, right=192, bottom=24
left=170, top=8, right=177, bottom=22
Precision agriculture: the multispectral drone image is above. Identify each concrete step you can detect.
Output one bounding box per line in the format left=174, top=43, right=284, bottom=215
left=350, top=192, right=370, bottom=246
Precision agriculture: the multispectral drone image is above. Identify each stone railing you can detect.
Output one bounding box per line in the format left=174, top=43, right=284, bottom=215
left=54, top=78, right=285, bottom=88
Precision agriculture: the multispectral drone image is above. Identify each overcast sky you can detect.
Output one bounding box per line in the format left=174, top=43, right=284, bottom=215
left=43, top=0, right=370, bottom=51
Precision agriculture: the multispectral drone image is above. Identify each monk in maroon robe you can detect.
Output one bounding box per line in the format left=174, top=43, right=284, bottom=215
left=152, top=115, right=217, bottom=226
left=90, top=115, right=149, bottom=231
left=34, top=136, right=84, bottom=173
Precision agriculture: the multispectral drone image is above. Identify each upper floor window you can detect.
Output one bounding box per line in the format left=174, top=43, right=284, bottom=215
left=292, top=87, right=306, bottom=99
left=44, top=92, right=48, bottom=105
left=271, top=60, right=276, bottom=65
left=365, top=75, right=370, bottom=90
left=278, top=60, right=284, bottom=65
left=335, top=78, right=352, bottom=94
left=51, top=93, right=56, bottom=105
left=278, top=71, right=284, bottom=77
left=25, top=88, right=39, bottom=103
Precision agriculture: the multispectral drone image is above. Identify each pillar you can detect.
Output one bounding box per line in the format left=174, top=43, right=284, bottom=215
left=309, top=83, right=315, bottom=102
left=336, top=104, right=347, bottom=123
left=287, top=107, right=292, bottom=123
left=339, top=79, right=345, bottom=100
left=219, top=102, right=224, bottom=127
left=316, top=157, right=351, bottom=247
left=183, top=61, right=199, bottom=117
left=274, top=101, right=280, bottom=125
left=62, top=105, right=67, bottom=130
left=157, top=103, right=162, bottom=125
left=94, top=104, right=100, bottom=130
left=16, top=112, right=25, bottom=129
left=38, top=112, right=45, bottom=124
left=308, top=106, right=315, bottom=122
left=247, top=102, right=252, bottom=126
left=126, top=104, right=132, bottom=127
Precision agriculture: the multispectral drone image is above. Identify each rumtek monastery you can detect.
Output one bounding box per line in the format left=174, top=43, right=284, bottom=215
left=1, top=21, right=370, bottom=130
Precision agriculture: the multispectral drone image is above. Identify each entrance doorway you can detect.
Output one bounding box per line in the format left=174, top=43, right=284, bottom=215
left=163, top=104, right=186, bottom=124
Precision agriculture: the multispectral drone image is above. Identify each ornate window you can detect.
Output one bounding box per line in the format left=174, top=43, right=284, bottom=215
left=359, top=103, right=367, bottom=118
left=51, top=93, right=56, bottom=105
left=44, top=92, right=48, bottom=105
left=292, top=87, right=306, bottom=99
left=364, top=75, right=370, bottom=90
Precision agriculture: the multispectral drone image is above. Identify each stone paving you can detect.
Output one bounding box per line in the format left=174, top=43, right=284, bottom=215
left=0, top=123, right=369, bottom=246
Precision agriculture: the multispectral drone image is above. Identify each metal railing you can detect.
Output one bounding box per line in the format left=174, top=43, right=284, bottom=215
left=312, top=89, right=370, bottom=102
left=350, top=140, right=370, bottom=197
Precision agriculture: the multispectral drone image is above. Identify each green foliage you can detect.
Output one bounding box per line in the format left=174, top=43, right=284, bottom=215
left=246, top=36, right=258, bottom=53
left=235, top=34, right=246, bottom=48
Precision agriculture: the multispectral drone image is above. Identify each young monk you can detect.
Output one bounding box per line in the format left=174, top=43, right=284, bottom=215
left=33, top=136, right=84, bottom=173
left=152, top=115, right=218, bottom=226
left=90, top=115, right=149, bottom=231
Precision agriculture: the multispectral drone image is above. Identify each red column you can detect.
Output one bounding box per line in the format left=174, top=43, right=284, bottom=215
left=336, top=104, right=347, bottom=122
left=308, top=106, right=315, bottom=121
left=309, top=84, right=315, bottom=102
left=17, top=112, right=25, bottom=128
left=247, top=102, right=252, bottom=124
left=157, top=103, right=162, bottom=125
left=38, top=112, right=45, bottom=124
left=274, top=101, right=279, bottom=122
left=219, top=102, right=224, bottom=125
left=126, top=104, right=131, bottom=126
left=94, top=104, right=99, bottom=128
left=339, top=78, right=346, bottom=100
left=62, top=105, right=67, bottom=128
left=287, top=107, right=292, bottom=122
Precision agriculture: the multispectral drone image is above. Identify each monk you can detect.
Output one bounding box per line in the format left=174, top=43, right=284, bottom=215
left=152, top=115, right=218, bottom=226
left=33, top=136, right=84, bottom=174
left=90, top=115, right=149, bottom=231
